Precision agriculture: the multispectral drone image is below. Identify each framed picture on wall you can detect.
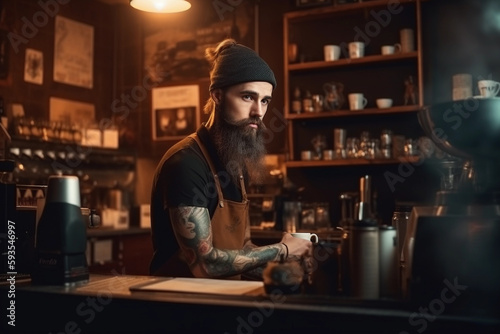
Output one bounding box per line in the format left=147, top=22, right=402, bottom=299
left=53, top=16, right=94, bottom=89
left=152, top=84, right=200, bottom=141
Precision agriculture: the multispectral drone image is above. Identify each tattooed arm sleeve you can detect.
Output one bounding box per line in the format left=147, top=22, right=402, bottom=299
left=169, top=206, right=285, bottom=279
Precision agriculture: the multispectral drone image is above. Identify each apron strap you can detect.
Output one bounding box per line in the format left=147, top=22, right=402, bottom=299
left=238, top=175, right=248, bottom=202
left=191, top=134, right=226, bottom=208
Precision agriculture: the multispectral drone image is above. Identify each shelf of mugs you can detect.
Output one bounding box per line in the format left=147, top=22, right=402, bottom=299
left=288, top=51, right=418, bottom=72
left=286, top=104, right=422, bottom=120
left=284, top=156, right=421, bottom=168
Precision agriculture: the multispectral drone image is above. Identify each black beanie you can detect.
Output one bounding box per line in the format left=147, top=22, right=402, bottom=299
left=209, top=43, right=277, bottom=91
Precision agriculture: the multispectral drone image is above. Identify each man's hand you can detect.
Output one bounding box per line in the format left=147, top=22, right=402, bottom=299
left=280, top=232, right=313, bottom=260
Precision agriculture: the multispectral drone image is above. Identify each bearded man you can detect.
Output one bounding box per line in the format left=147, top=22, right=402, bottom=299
left=150, top=39, right=312, bottom=280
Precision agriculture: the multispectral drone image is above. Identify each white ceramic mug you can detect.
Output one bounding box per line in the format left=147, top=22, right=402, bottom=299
left=348, top=41, right=365, bottom=59
left=291, top=232, right=319, bottom=244
left=323, top=149, right=334, bottom=160
left=381, top=44, right=401, bottom=55
left=324, top=45, right=341, bottom=61
left=376, top=98, right=393, bottom=109
left=348, top=93, right=368, bottom=110
left=301, top=150, right=312, bottom=161
left=478, top=80, right=500, bottom=98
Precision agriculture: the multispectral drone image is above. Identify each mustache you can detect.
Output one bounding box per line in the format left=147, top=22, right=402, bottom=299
left=225, top=116, right=266, bottom=130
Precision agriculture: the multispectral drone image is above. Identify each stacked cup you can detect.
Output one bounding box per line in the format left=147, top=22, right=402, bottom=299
left=348, top=42, right=365, bottom=59
left=324, top=45, right=341, bottom=61
left=400, top=29, right=414, bottom=53
left=452, top=74, right=473, bottom=101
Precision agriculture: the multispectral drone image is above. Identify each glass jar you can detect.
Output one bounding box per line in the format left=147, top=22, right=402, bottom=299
left=315, top=202, right=331, bottom=230
left=391, top=207, right=411, bottom=259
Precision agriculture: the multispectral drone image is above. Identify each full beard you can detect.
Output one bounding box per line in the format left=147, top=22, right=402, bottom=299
left=210, top=104, right=267, bottom=186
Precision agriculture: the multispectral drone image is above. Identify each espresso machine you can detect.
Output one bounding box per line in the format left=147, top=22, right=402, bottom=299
left=403, top=98, right=500, bottom=317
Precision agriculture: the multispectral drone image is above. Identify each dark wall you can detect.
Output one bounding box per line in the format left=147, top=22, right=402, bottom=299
left=0, top=0, right=114, bottom=123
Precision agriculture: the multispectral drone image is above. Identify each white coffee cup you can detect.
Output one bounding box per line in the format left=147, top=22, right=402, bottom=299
left=301, top=150, right=312, bottom=161
left=349, top=42, right=365, bottom=59
left=348, top=93, right=368, bottom=110
left=376, top=98, right=393, bottom=109
left=291, top=232, right=319, bottom=244
left=323, top=149, right=334, bottom=160
left=478, top=80, right=500, bottom=98
left=324, top=45, right=341, bottom=61
left=381, top=44, right=401, bottom=55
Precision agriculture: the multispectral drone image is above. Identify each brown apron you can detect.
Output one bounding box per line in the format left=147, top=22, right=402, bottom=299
left=156, top=133, right=249, bottom=279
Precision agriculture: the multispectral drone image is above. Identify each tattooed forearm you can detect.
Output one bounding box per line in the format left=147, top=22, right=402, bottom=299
left=203, top=244, right=282, bottom=278
left=169, top=206, right=285, bottom=278
left=242, top=266, right=265, bottom=281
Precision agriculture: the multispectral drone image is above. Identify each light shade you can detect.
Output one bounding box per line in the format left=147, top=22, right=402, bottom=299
left=130, top=0, right=191, bottom=13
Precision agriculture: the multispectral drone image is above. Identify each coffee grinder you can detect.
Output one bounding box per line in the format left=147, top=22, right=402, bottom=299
left=404, top=98, right=500, bottom=316
left=32, top=175, right=89, bottom=285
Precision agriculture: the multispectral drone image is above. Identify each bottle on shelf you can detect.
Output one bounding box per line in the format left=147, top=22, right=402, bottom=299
left=291, top=87, right=302, bottom=114
left=302, top=90, right=314, bottom=113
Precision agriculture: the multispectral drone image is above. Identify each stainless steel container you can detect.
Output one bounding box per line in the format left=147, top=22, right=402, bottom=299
left=348, top=224, right=379, bottom=299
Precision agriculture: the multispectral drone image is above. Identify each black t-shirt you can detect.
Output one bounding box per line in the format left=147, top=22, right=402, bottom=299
left=149, top=125, right=242, bottom=274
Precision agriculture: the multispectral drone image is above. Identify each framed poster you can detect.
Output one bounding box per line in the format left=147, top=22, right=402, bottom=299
left=152, top=84, right=199, bottom=141
left=24, top=48, right=43, bottom=85
left=53, top=16, right=94, bottom=89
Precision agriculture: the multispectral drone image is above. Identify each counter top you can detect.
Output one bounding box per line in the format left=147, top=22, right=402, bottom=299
left=3, top=274, right=498, bottom=334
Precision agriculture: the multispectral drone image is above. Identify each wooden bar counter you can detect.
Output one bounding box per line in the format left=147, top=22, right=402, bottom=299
left=2, top=274, right=498, bottom=334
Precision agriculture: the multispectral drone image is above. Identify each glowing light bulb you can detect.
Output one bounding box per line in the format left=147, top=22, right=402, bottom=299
left=130, top=0, right=191, bottom=13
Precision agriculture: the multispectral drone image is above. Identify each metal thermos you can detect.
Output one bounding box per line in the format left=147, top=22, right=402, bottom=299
left=348, top=222, right=379, bottom=299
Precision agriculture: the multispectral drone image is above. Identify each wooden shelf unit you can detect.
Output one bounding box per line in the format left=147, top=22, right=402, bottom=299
left=283, top=0, right=425, bottom=161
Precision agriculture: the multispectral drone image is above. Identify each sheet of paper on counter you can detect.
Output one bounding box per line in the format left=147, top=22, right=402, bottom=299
left=130, top=277, right=264, bottom=296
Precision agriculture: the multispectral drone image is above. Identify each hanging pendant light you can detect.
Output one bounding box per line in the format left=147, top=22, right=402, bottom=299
left=130, top=0, right=191, bottom=13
